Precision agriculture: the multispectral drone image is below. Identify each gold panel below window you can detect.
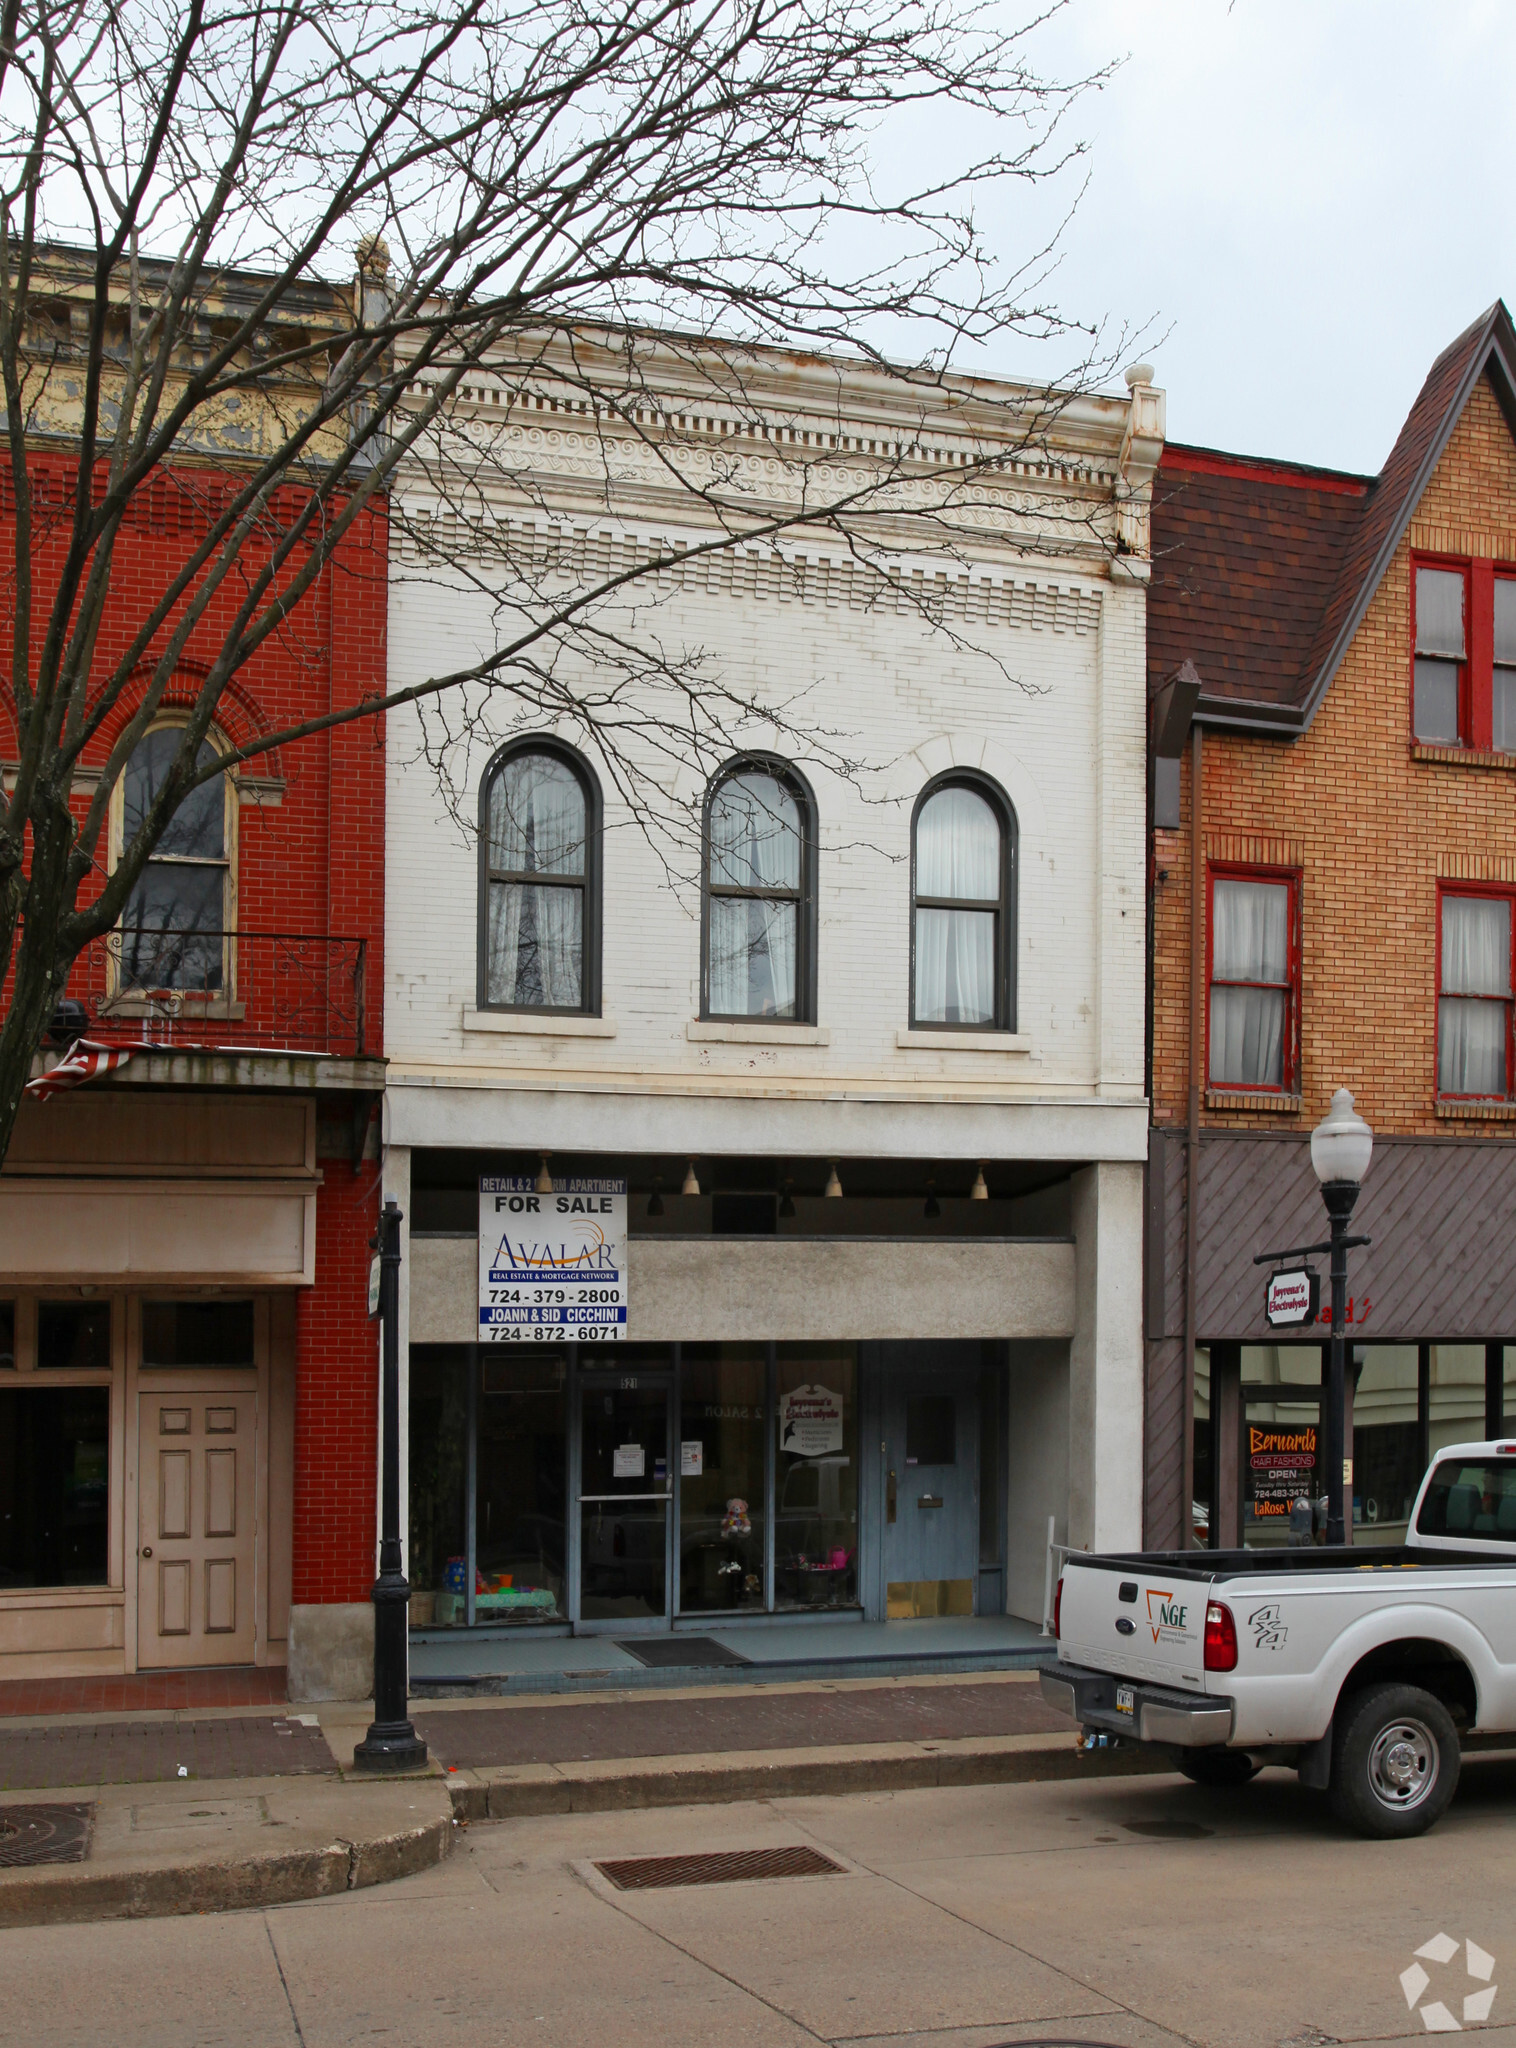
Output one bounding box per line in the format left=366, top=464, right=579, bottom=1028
left=886, top=1578, right=973, bottom=1620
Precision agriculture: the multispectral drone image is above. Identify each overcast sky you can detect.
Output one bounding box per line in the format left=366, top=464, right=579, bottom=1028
left=984, top=0, right=1516, bottom=475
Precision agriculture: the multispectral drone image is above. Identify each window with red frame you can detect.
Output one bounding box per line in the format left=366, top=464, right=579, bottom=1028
left=1414, top=562, right=1468, bottom=743
left=1412, top=557, right=1516, bottom=752
left=1208, top=869, right=1299, bottom=1093
left=1438, top=888, right=1514, bottom=1099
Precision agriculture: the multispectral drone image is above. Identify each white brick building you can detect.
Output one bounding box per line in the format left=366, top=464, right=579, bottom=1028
left=383, top=342, right=1163, bottom=1657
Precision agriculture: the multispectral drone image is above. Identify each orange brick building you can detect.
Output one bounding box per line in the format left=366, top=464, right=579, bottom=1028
left=1145, top=303, right=1516, bottom=1552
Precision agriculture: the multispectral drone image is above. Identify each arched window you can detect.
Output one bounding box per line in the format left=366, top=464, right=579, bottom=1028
left=910, top=775, right=1015, bottom=1029
left=702, top=759, right=816, bottom=1022
left=479, top=740, right=600, bottom=1012
left=118, top=725, right=232, bottom=991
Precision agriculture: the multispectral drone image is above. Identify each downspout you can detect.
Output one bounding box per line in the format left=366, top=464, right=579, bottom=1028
left=1180, top=721, right=1203, bottom=1549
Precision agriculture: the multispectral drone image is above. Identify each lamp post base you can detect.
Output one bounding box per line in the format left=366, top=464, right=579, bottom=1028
left=352, top=1720, right=429, bottom=1772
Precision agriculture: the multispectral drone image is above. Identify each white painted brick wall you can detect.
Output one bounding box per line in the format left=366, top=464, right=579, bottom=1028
left=385, top=541, right=1148, bottom=1109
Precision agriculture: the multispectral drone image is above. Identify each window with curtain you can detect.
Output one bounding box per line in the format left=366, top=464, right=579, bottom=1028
left=1439, top=892, right=1511, bottom=1097
left=1495, top=580, right=1516, bottom=752
left=911, top=780, right=1010, bottom=1028
left=1414, top=564, right=1467, bottom=744
left=1208, top=873, right=1295, bottom=1090
left=118, top=726, right=230, bottom=991
left=481, top=745, right=595, bottom=1011
left=704, top=765, right=810, bottom=1020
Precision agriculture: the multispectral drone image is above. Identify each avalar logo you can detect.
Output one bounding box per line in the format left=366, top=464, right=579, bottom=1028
left=1145, top=1589, right=1191, bottom=1642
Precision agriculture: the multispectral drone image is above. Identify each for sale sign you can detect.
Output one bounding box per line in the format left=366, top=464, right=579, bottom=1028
left=478, top=1176, right=627, bottom=1343
left=1264, top=1266, right=1319, bottom=1329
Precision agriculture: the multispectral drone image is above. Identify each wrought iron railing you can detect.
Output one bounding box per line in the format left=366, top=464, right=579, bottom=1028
left=50, top=927, right=370, bottom=1058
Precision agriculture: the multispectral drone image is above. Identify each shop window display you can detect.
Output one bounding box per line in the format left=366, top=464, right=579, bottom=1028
left=475, top=1352, right=567, bottom=1622
left=1240, top=1346, right=1319, bottom=1549
left=775, top=1343, right=857, bottom=1606
left=1351, top=1347, right=1420, bottom=1544
left=0, top=1303, right=13, bottom=1370
left=407, top=1349, right=467, bottom=1625
left=679, top=1344, right=765, bottom=1612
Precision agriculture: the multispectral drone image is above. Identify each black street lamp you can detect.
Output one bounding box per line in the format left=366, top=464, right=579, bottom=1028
left=1309, top=1089, right=1374, bottom=1547
left=353, top=1196, right=428, bottom=1772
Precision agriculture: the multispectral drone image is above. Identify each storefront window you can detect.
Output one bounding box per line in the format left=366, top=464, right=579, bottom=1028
left=408, top=1348, right=467, bottom=1626
left=1191, top=1347, right=1211, bottom=1548
left=774, top=1343, right=857, bottom=1607
left=1242, top=1345, right=1320, bottom=1548
left=679, top=1344, right=765, bottom=1612
left=37, top=1301, right=110, bottom=1371
left=1352, top=1347, right=1420, bottom=1544
left=0, top=1385, right=109, bottom=1587
left=142, top=1300, right=254, bottom=1367
left=0, top=1303, right=13, bottom=1369
left=476, top=1351, right=566, bottom=1622
left=1430, top=1345, right=1489, bottom=1455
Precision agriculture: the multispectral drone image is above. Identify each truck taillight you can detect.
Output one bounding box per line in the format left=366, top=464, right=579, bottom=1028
left=1203, top=1600, right=1238, bottom=1672
left=1053, top=1576, right=1063, bottom=1640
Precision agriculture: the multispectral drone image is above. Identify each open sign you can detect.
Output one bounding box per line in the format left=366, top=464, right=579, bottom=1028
left=1264, top=1267, right=1320, bottom=1328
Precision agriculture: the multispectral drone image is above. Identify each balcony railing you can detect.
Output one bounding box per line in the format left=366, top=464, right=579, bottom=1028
left=51, top=928, right=370, bottom=1059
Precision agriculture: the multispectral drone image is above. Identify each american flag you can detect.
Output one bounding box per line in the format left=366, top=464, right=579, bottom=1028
left=25, top=1038, right=135, bottom=1102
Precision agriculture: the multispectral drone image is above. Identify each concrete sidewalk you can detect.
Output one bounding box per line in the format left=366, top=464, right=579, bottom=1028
left=0, top=1671, right=1153, bottom=1925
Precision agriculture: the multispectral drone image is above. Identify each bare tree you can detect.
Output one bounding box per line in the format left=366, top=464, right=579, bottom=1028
left=0, top=0, right=1124, bottom=1164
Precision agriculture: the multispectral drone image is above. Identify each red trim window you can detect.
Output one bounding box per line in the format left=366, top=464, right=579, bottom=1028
left=1206, top=865, right=1301, bottom=1094
left=1413, top=558, right=1469, bottom=744
left=1495, top=574, right=1516, bottom=751
left=1437, top=885, right=1515, bottom=1100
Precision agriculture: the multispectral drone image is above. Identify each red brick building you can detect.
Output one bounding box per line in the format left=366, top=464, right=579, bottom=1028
left=1146, top=302, right=1516, bottom=1553
left=0, top=452, right=387, bottom=1693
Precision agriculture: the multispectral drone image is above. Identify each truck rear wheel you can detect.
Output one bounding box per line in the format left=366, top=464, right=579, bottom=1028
left=1329, top=1683, right=1460, bottom=1839
left=1176, top=1748, right=1260, bottom=1788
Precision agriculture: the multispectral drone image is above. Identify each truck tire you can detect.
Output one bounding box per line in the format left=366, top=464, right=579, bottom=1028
left=1329, top=1683, right=1460, bottom=1838
left=1176, top=1748, right=1260, bottom=1788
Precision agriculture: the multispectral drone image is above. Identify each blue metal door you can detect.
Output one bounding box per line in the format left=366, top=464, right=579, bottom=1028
left=879, top=1343, right=980, bottom=1614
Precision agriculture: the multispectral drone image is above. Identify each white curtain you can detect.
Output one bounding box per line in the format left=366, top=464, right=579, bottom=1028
left=707, top=772, right=800, bottom=1016
left=488, top=880, right=583, bottom=1007
left=1440, top=895, right=1509, bottom=1095
left=1209, top=878, right=1288, bottom=1086
left=916, top=786, right=998, bottom=899
left=914, top=786, right=1000, bottom=1023
left=709, top=773, right=800, bottom=890
left=489, top=752, right=586, bottom=875
left=708, top=897, right=796, bottom=1017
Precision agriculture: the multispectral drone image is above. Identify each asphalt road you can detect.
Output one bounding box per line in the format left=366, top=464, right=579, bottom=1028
left=7, top=1756, right=1516, bottom=2047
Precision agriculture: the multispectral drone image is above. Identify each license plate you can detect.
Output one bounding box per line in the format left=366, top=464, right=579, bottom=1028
left=1115, top=1686, right=1135, bottom=1715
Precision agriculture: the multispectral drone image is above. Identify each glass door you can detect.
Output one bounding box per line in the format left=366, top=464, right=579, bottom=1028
left=578, top=1375, right=670, bottom=1623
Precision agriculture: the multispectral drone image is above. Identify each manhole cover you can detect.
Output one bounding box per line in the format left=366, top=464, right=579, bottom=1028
left=0, top=1803, right=94, bottom=1867
left=596, top=1846, right=845, bottom=1890
left=1122, top=1819, right=1214, bottom=1840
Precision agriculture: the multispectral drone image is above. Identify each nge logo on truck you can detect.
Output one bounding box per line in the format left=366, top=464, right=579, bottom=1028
left=1146, top=1588, right=1193, bottom=1642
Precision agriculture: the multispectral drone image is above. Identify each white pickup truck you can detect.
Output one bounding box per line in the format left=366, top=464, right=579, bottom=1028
left=1041, top=1441, right=1516, bottom=1837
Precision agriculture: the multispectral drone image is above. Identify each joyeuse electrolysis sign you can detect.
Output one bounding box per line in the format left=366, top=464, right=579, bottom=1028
left=478, top=1176, right=628, bottom=1343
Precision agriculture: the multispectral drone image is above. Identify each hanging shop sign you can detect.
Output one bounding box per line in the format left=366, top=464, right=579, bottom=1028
left=1264, top=1266, right=1320, bottom=1329
left=478, top=1175, right=628, bottom=1343
left=779, top=1384, right=844, bottom=1458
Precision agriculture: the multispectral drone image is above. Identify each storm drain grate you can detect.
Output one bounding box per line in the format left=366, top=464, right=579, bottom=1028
left=0, top=1802, right=94, bottom=1867
left=596, top=1845, right=845, bottom=1890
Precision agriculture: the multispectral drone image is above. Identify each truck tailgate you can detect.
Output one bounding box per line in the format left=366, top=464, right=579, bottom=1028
left=1059, top=1558, right=1208, bottom=1691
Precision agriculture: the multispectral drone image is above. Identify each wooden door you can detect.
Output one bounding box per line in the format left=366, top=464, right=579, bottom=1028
left=137, top=1391, right=257, bottom=1666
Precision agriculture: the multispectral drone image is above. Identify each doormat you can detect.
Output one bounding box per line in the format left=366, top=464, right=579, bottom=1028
left=615, top=1636, right=751, bottom=1669
left=596, top=1845, right=843, bottom=1890
left=0, top=1801, right=93, bottom=1867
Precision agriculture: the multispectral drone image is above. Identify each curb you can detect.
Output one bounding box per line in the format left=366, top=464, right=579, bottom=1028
left=446, top=1735, right=1167, bottom=1821
left=0, top=1811, right=454, bottom=1930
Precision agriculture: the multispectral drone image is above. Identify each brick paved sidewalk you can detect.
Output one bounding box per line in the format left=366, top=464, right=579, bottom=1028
left=0, top=1667, right=287, bottom=1719
left=0, top=1715, right=331, bottom=1791
left=416, top=1678, right=1067, bottom=1769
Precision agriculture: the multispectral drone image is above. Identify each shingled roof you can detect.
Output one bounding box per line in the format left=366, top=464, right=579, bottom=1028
left=1151, top=300, right=1516, bottom=733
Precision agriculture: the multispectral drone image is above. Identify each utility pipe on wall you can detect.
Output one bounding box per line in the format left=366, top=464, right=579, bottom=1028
left=1181, top=721, right=1203, bottom=1550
